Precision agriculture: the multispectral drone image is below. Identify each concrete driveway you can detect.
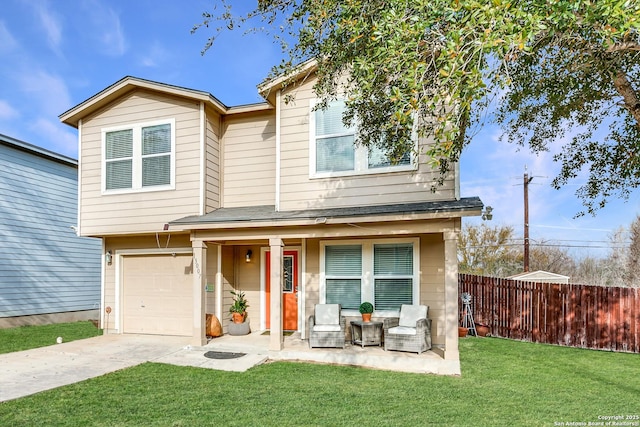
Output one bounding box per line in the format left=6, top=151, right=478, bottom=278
left=0, top=334, right=268, bottom=402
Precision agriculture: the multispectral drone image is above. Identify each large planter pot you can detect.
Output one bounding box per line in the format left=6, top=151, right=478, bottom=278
left=458, top=326, right=468, bottom=338
left=228, top=321, right=250, bottom=336
left=231, top=312, right=245, bottom=324
left=476, top=324, right=490, bottom=337
left=361, top=313, right=372, bottom=322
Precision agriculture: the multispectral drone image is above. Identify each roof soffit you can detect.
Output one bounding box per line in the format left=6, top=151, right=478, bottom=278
left=257, top=59, right=318, bottom=105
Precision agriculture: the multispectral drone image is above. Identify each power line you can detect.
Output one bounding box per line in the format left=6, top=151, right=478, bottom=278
left=503, top=238, right=630, bottom=244
left=466, top=243, right=628, bottom=249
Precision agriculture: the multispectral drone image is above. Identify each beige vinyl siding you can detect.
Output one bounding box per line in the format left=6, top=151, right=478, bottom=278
left=79, top=90, right=202, bottom=236
left=420, top=233, right=446, bottom=346
left=222, top=111, right=276, bottom=207
left=277, top=78, right=457, bottom=211
left=205, top=108, right=221, bottom=212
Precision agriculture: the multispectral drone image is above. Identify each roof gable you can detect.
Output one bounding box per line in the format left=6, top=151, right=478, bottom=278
left=59, top=76, right=271, bottom=128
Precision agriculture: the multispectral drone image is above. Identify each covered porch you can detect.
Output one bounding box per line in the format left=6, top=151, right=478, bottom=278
left=170, top=199, right=483, bottom=371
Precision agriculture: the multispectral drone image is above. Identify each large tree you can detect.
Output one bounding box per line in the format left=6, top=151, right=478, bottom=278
left=457, top=224, right=522, bottom=276
left=625, top=215, right=640, bottom=286
left=195, top=1, right=640, bottom=213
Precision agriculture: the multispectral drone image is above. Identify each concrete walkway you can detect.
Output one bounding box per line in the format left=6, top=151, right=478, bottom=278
left=0, top=334, right=268, bottom=402
left=1, top=331, right=459, bottom=402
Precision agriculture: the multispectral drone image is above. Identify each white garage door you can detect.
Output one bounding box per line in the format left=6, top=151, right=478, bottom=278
left=122, top=253, right=193, bottom=336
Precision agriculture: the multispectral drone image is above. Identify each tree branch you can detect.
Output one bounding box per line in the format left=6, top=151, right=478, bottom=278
left=606, top=41, right=640, bottom=53
left=613, top=70, right=640, bottom=127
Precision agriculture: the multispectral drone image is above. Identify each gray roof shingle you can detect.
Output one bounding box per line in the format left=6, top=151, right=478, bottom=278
left=170, top=197, right=483, bottom=226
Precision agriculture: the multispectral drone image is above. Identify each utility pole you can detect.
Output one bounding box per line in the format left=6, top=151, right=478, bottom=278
left=523, top=171, right=534, bottom=272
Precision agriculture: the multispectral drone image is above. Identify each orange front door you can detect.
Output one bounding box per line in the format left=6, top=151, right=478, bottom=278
left=265, top=250, right=298, bottom=331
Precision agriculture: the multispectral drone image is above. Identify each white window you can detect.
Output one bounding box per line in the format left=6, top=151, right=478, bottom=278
left=102, top=119, right=175, bottom=193
left=324, top=245, right=362, bottom=309
left=320, top=239, right=420, bottom=315
left=309, top=100, right=414, bottom=178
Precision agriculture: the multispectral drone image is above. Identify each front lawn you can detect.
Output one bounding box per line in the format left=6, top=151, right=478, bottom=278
left=0, top=321, right=101, bottom=354
left=1, top=337, right=638, bottom=426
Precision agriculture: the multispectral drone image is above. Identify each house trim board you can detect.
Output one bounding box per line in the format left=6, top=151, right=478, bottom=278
left=189, top=220, right=458, bottom=243
left=215, top=243, right=223, bottom=325
left=199, top=101, right=205, bottom=215
left=219, top=113, right=224, bottom=209
left=300, top=238, right=307, bottom=339
left=101, top=238, right=106, bottom=329
left=275, top=89, right=281, bottom=212
left=77, top=119, right=83, bottom=236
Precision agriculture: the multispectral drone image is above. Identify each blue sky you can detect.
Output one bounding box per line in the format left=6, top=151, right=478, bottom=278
left=1, top=0, right=638, bottom=258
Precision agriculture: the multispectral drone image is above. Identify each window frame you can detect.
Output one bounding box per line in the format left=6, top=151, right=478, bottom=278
left=319, top=238, right=420, bottom=317
left=308, top=99, right=417, bottom=179
left=101, top=118, right=176, bottom=194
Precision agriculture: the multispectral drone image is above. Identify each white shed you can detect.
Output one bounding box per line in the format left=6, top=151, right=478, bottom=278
left=508, top=270, right=570, bottom=284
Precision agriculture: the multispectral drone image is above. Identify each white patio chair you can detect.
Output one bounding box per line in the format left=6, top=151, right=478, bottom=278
left=308, top=304, right=346, bottom=348
left=383, top=304, right=432, bottom=354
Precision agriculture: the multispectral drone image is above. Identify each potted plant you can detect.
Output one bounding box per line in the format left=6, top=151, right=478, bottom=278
left=475, top=318, right=490, bottom=337
left=359, top=302, right=374, bottom=322
left=229, top=290, right=249, bottom=324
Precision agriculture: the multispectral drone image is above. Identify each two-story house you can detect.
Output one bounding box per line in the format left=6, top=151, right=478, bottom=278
left=59, top=66, right=483, bottom=369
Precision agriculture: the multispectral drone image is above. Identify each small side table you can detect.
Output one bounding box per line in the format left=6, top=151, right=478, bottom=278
left=351, top=320, right=383, bottom=348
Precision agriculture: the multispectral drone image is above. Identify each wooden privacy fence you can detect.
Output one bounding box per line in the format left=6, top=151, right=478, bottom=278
left=458, top=274, right=640, bottom=353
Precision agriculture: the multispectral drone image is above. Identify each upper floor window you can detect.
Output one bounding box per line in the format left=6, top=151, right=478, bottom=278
left=102, top=119, right=175, bottom=193
left=309, top=100, right=414, bottom=178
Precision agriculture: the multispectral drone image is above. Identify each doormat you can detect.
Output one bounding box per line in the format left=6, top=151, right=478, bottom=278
left=204, top=351, right=246, bottom=360
left=261, top=331, right=294, bottom=336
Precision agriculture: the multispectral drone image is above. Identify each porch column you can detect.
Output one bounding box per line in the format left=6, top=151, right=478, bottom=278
left=443, top=231, right=460, bottom=360
left=269, top=238, right=284, bottom=351
left=192, top=239, right=207, bottom=346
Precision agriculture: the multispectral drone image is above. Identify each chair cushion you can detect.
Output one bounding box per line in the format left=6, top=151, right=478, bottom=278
left=399, top=305, right=427, bottom=327
left=388, top=326, right=417, bottom=335
left=313, top=324, right=343, bottom=332
left=315, top=304, right=340, bottom=325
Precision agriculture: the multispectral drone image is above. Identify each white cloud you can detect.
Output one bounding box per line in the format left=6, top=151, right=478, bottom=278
left=17, top=70, right=72, bottom=117
left=0, top=100, right=19, bottom=120
left=33, top=1, right=63, bottom=53
left=82, top=0, right=127, bottom=56
left=30, top=118, right=77, bottom=158
left=140, top=42, right=169, bottom=67
left=0, top=21, right=18, bottom=53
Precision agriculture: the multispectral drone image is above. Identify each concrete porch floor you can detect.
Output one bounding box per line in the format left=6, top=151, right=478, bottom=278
left=193, top=331, right=461, bottom=375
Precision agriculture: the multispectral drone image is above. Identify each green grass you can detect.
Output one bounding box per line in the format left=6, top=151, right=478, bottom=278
left=1, top=336, right=638, bottom=426
left=0, top=321, right=101, bottom=354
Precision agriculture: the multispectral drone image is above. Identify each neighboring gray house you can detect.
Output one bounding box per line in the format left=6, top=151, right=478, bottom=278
left=0, top=133, right=101, bottom=328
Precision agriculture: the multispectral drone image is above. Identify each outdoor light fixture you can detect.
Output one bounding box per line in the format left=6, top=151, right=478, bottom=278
left=245, top=249, right=252, bottom=263
left=481, top=206, right=493, bottom=221
left=105, top=250, right=113, bottom=265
